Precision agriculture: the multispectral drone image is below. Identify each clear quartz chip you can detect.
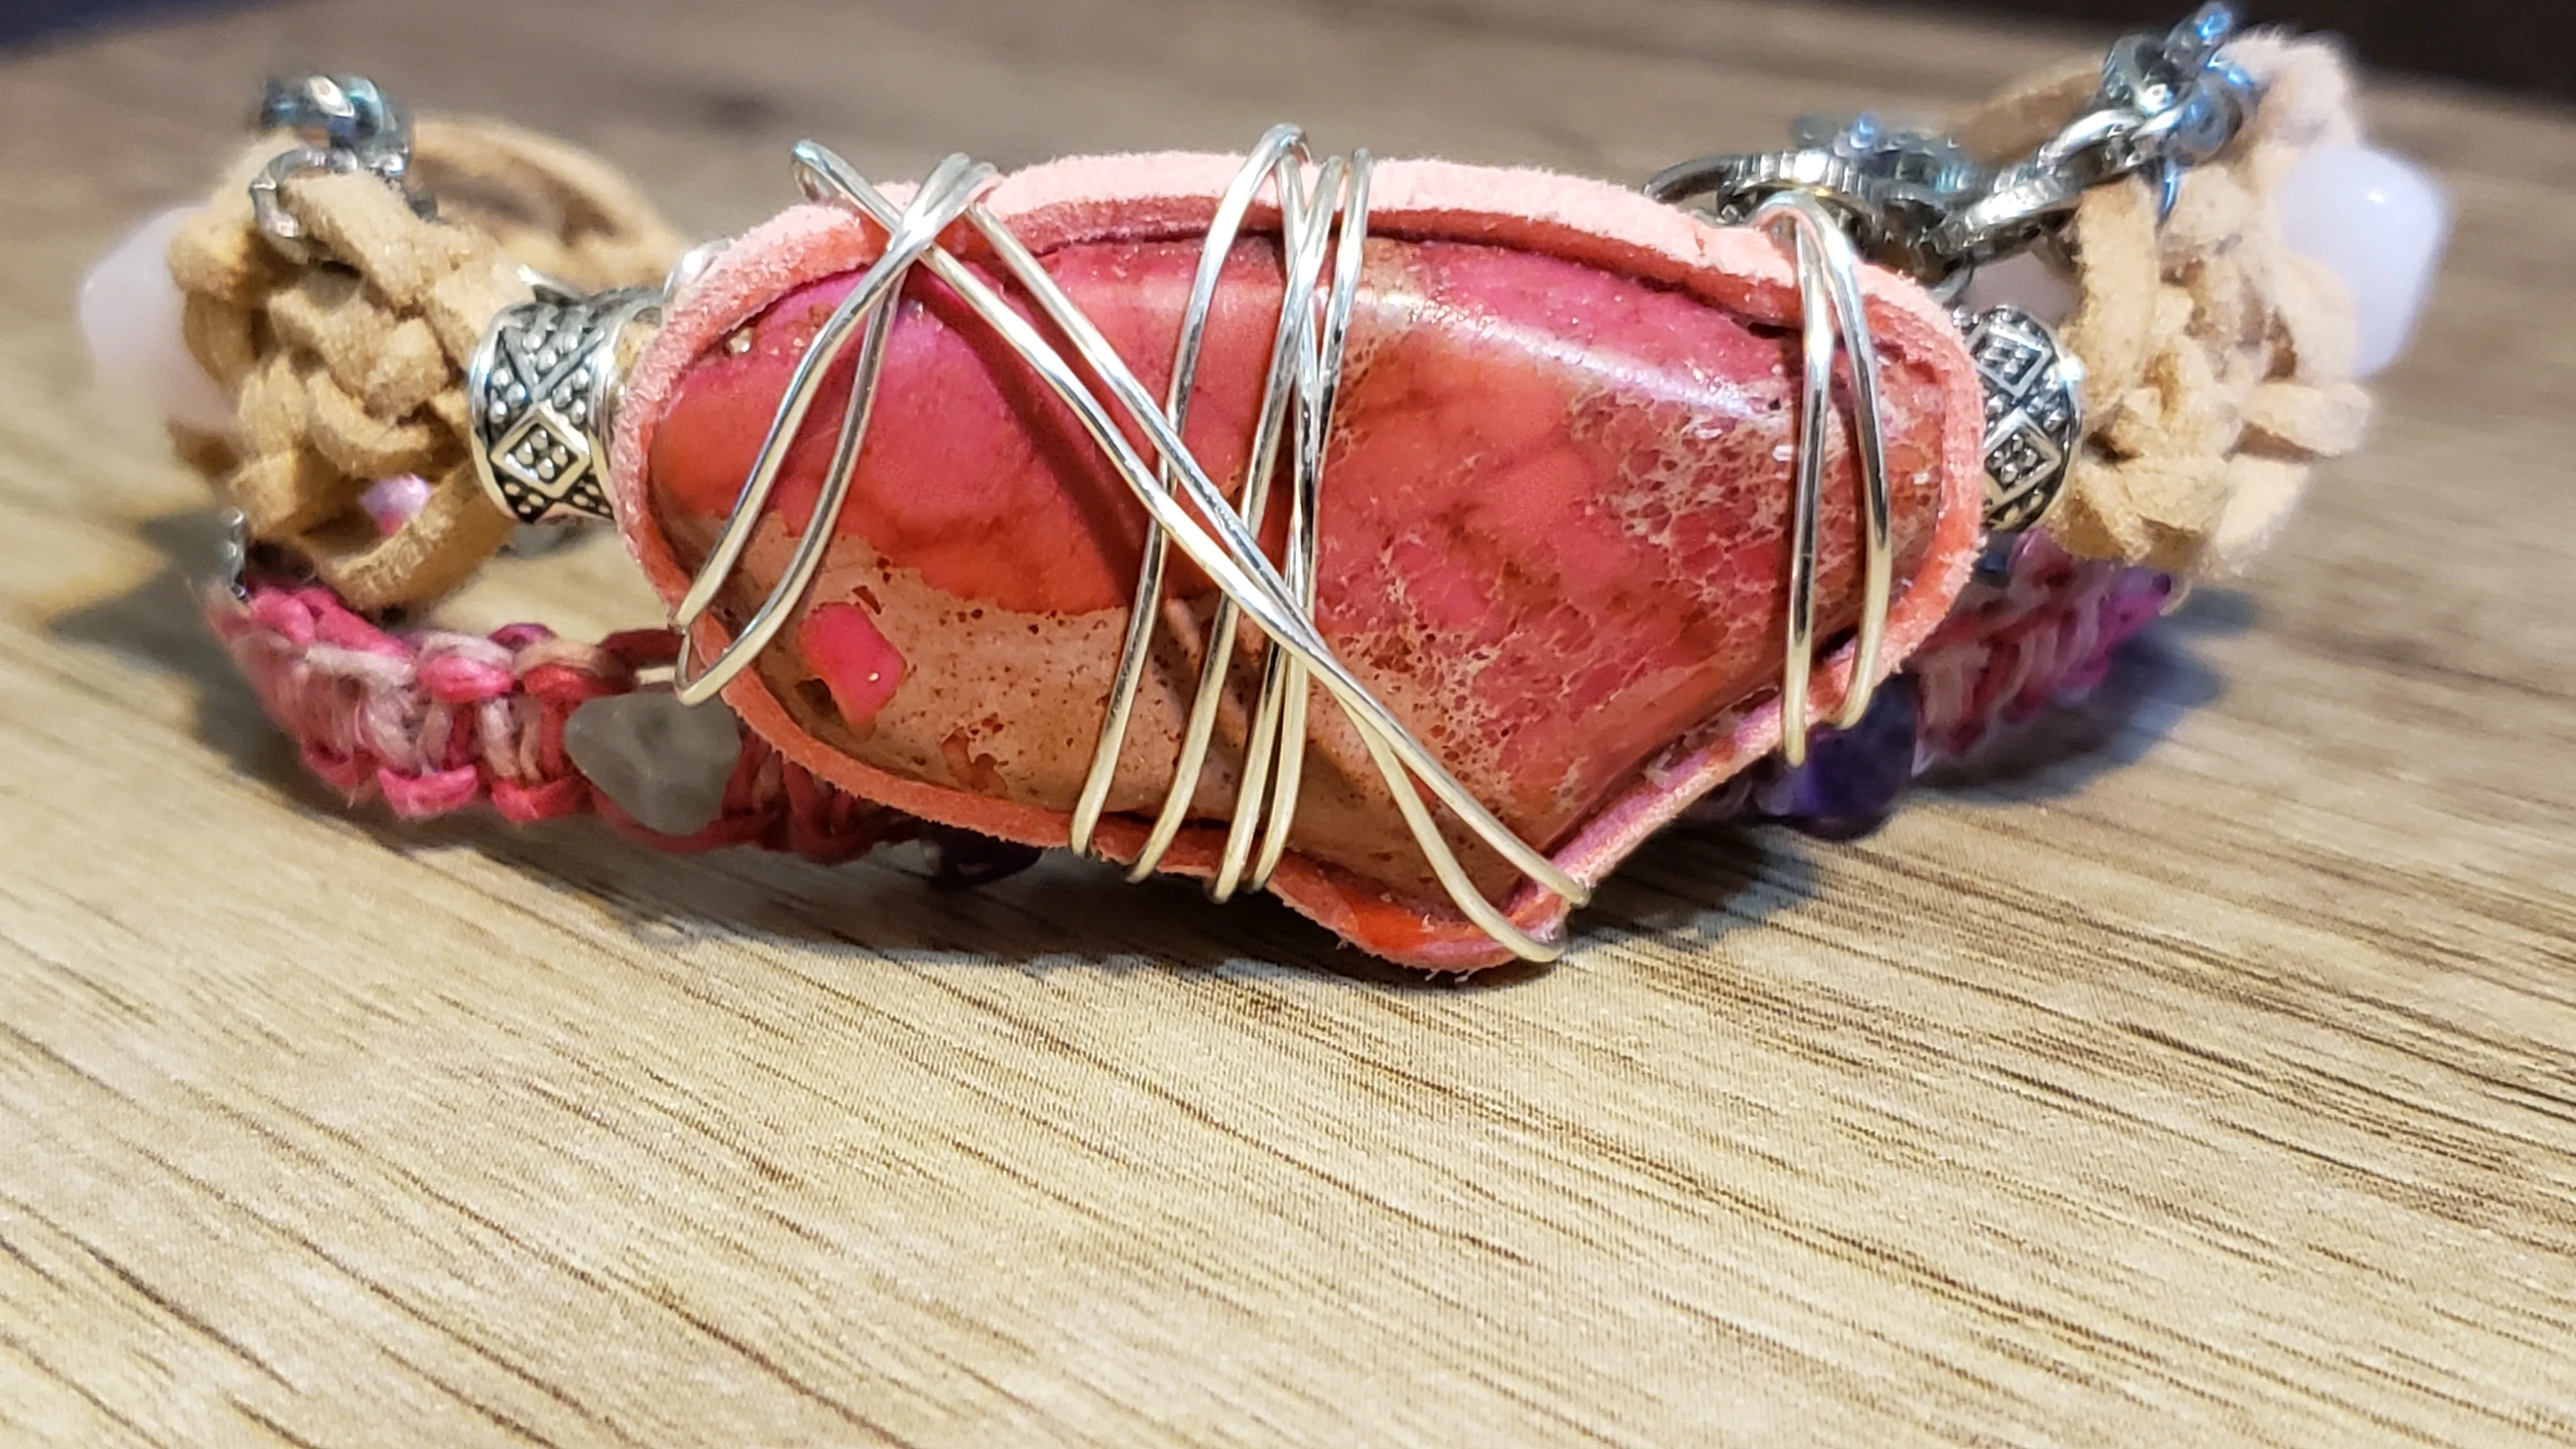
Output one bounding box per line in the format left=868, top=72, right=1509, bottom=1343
left=563, top=691, right=742, bottom=837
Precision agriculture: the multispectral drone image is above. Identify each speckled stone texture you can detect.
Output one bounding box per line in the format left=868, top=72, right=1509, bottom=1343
left=614, top=153, right=1985, bottom=968
left=647, top=232, right=1952, bottom=906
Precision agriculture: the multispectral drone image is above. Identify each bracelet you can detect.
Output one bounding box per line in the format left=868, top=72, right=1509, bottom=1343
left=79, top=5, right=2448, bottom=972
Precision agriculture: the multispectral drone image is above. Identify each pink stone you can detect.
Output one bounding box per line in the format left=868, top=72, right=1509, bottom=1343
left=647, top=234, right=1954, bottom=909
left=798, top=601, right=907, bottom=724
left=615, top=154, right=1987, bottom=970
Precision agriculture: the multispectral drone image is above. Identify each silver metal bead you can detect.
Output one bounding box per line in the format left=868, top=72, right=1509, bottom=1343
left=466, top=288, right=661, bottom=526
left=1956, top=303, right=2086, bottom=534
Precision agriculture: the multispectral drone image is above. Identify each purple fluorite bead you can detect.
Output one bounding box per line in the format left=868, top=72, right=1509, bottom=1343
left=1756, top=673, right=1922, bottom=841
left=923, top=825, right=1045, bottom=890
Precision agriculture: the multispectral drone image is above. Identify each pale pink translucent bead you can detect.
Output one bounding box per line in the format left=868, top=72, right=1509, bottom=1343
left=77, top=207, right=235, bottom=435
left=2278, top=144, right=2450, bottom=378
left=360, top=473, right=435, bottom=534
left=1960, top=146, right=2449, bottom=380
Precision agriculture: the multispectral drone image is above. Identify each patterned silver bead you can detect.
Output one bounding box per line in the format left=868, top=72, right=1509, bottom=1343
left=1957, top=303, right=2086, bottom=534
left=467, top=288, right=660, bottom=526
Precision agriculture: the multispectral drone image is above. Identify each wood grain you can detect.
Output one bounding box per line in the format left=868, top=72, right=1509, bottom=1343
left=4, top=1, right=2573, bottom=1444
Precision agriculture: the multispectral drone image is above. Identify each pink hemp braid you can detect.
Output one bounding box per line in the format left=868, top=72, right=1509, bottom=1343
left=208, top=537, right=2168, bottom=857
left=206, top=579, right=913, bottom=862
left=1910, top=532, right=2174, bottom=763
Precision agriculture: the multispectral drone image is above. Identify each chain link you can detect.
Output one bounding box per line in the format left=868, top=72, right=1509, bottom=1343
left=1646, top=7, right=2261, bottom=538
left=249, top=73, right=436, bottom=259
left=1646, top=3, right=2262, bottom=291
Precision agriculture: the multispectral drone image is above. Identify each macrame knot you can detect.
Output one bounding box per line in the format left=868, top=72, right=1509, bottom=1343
left=167, top=118, right=686, bottom=611
left=1955, top=33, right=2374, bottom=577
left=207, top=579, right=920, bottom=859
left=1909, top=535, right=2173, bottom=760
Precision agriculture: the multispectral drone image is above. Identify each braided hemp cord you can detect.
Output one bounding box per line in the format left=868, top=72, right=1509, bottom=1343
left=209, top=578, right=918, bottom=861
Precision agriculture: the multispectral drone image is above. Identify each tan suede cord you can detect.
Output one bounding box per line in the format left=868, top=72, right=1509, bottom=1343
left=167, top=119, right=683, bottom=611
left=1954, top=34, right=2372, bottom=576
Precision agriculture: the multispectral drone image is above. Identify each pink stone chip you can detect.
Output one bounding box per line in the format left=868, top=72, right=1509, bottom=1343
left=798, top=602, right=908, bottom=726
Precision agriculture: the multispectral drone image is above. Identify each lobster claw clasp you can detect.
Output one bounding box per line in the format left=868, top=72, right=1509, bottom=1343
left=257, top=73, right=413, bottom=170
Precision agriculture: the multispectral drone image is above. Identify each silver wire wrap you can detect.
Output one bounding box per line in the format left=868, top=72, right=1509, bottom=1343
left=665, top=128, right=1612, bottom=962
left=1752, top=190, right=1895, bottom=768
left=664, top=132, right=1901, bottom=956
left=1081, top=129, right=1370, bottom=906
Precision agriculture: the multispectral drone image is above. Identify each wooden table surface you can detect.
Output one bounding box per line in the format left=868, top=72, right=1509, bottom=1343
left=6, top=1, right=2574, bottom=1444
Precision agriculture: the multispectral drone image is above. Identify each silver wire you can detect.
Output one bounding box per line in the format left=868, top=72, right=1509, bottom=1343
left=670, top=135, right=1584, bottom=960
left=668, top=144, right=1899, bottom=955
left=1245, top=154, right=1371, bottom=898
left=670, top=152, right=995, bottom=705
left=1751, top=190, right=1895, bottom=766
left=1120, top=128, right=1342, bottom=889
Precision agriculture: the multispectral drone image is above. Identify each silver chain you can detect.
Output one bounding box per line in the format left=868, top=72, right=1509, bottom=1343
left=1646, top=5, right=2262, bottom=539
left=249, top=73, right=434, bottom=260
left=1646, top=3, right=2260, bottom=295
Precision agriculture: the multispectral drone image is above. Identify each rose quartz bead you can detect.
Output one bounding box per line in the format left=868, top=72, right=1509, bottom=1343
left=2278, top=144, right=2450, bottom=378
left=77, top=207, right=234, bottom=435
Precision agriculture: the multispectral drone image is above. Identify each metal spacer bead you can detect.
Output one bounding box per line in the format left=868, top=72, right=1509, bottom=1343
left=1956, top=303, right=2087, bottom=535
left=466, top=287, right=661, bottom=527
